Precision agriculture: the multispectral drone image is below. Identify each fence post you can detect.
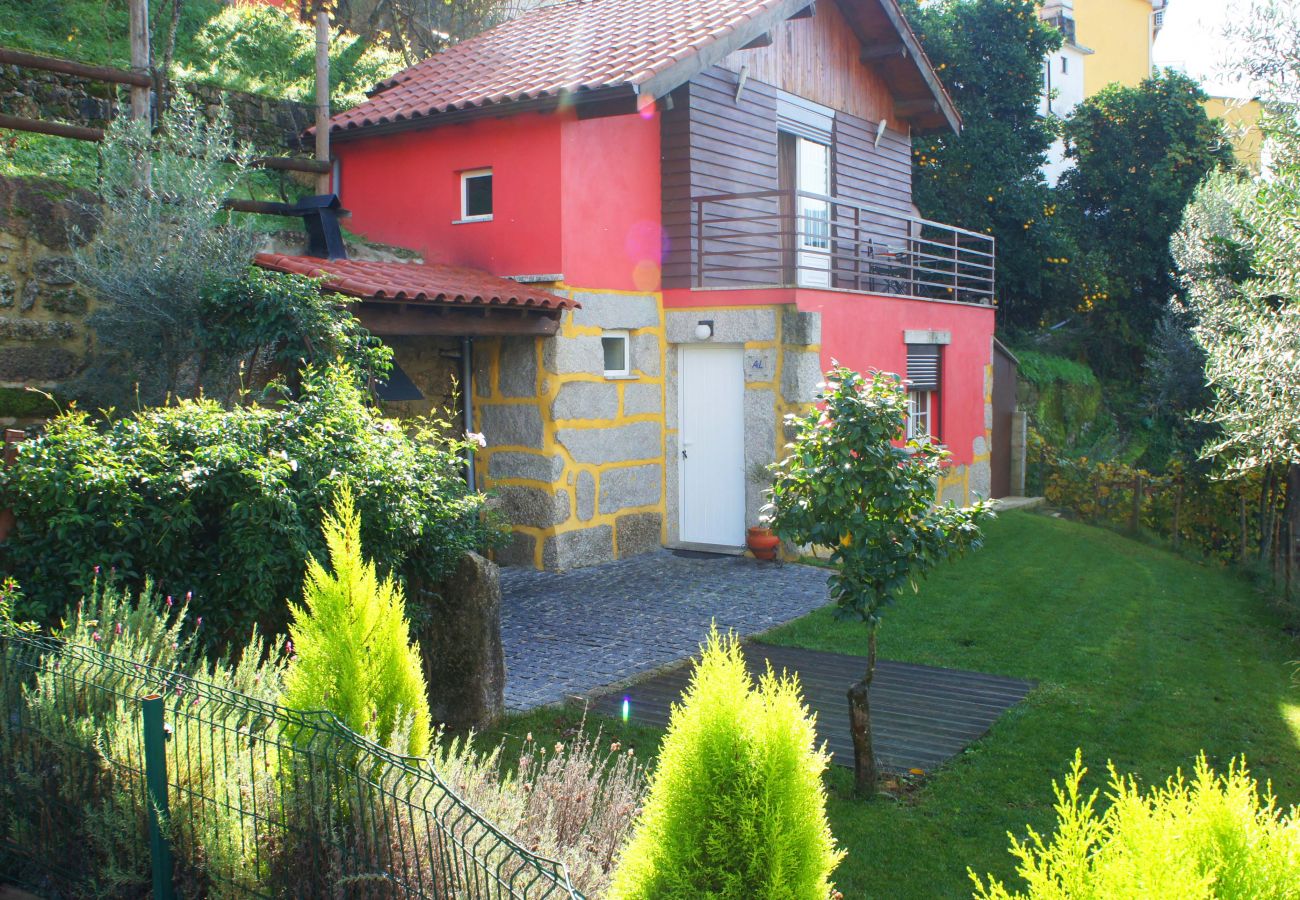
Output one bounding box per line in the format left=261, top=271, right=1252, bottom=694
left=141, top=693, right=176, bottom=900
left=1130, top=474, right=1143, bottom=533
left=1172, top=481, right=1183, bottom=550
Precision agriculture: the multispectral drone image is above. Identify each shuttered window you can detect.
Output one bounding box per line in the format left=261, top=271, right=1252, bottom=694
left=906, top=343, right=941, bottom=391
left=777, top=92, right=835, bottom=144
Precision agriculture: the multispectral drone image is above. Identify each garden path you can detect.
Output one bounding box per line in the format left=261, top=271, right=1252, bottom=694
left=499, top=550, right=829, bottom=710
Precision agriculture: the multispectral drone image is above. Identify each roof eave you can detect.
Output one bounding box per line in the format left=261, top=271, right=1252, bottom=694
left=327, top=85, right=639, bottom=141
left=871, top=0, right=961, bottom=135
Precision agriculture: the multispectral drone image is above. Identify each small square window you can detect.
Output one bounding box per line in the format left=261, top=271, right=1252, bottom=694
left=460, top=168, right=493, bottom=221
left=602, top=331, right=630, bottom=377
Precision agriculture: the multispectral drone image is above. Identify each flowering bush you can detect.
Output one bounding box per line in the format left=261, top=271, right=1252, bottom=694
left=0, top=577, right=287, bottom=896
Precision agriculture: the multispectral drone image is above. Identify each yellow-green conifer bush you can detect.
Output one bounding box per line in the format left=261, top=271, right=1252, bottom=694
left=281, top=486, right=432, bottom=755
left=608, top=627, right=842, bottom=900
left=972, top=752, right=1300, bottom=899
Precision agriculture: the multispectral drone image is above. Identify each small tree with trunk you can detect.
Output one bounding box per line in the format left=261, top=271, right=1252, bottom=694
left=767, top=366, right=992, bottom=796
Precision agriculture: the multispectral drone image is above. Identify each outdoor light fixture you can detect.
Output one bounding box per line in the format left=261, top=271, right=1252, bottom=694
left=694, top=320, right=715, bottom=340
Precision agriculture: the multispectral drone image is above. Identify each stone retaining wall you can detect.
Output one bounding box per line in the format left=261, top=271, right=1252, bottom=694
left=1, top=65, right=313, bottom=152
left=0, top=176, right=98, bottom=420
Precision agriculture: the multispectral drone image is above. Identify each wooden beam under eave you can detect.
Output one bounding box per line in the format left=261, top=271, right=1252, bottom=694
left=861, top=42, right=907, bottom=63
left=354, top=305, right=561, bottom=337
left=895, top=98, right=940, bottom=119
left=789, top=3, right=815, bottom=19
left=740, top=32, right=773, bottom=49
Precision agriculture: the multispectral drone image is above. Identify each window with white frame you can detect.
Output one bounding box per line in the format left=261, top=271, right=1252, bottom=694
left=459, top=168, right=493, bottom=221
left=906, top=343, right=941, bottom=440
left=602, top=330, right=630, bottom=377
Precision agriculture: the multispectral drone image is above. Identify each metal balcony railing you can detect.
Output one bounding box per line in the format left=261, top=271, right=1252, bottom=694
left=692, top=189, right=996, bottom=306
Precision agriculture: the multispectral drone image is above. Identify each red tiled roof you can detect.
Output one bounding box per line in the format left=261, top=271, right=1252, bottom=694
left=252, top=253, right=578, bottom=311
left=329, top=0, right=798, bottom=133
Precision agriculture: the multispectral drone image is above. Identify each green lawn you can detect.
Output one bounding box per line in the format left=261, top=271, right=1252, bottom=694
left=486, top=511, right=1300, bottom=898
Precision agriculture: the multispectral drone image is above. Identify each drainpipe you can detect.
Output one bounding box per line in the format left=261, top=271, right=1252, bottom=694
left=462, top=336, right=476, bottom=492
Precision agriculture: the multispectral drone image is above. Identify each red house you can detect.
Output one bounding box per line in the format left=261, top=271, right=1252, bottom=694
left=258, top=0, right=1000, bottom=570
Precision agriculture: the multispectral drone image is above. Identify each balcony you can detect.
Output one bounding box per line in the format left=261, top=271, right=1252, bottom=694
left=691, top=190, right=996, bottom=306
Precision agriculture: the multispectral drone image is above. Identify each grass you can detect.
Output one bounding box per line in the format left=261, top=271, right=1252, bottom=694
left=483, top=510, right=1300, bottom=898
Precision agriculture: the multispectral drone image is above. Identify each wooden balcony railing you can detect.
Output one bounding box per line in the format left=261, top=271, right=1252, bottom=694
left=692, top=189, right=996, bottom=306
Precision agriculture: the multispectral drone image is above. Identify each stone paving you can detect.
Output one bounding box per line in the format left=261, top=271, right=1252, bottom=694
left=500, top=550, right=831, bottom=710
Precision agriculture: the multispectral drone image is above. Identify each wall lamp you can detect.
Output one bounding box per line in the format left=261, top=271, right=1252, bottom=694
left=694, top=320, right=715, bottom=340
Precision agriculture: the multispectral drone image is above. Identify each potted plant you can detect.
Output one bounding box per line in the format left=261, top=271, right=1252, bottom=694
left=746, top=462, right=781, bottom=561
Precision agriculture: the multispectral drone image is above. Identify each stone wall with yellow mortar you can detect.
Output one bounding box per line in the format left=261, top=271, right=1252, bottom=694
left=471, top=292, right=991, bottom=570
left=473, top=284, right=667, bottom=570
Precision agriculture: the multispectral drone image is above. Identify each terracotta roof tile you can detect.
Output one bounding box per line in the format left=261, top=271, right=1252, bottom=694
left=329, top=0, right=792, bottom=133
left=252, top=253, right=577, bottom=311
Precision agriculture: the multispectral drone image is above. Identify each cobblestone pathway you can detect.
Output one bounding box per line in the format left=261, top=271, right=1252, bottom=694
left=500, top=551, right=831, bottom=710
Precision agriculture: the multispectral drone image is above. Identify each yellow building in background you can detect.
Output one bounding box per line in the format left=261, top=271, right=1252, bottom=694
left=1204, top=96, right=1265, bottom=170
left=1073, top=0, right=1166, bottom=96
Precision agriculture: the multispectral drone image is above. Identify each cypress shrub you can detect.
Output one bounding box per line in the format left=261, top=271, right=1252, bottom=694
left=608, top=627, right=842, bottom=900
left=281, top=486, right=432, bottom=756
left=972, top=751, right=1300, bottom=899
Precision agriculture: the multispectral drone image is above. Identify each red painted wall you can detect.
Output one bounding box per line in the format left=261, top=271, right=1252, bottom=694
left=560, top=111, right=664, bottom=291
left=799, top=292, right=994, bottom=466
left=665, top=287, right=994, bottom=466
left=334, top=113, right=564, bottom=275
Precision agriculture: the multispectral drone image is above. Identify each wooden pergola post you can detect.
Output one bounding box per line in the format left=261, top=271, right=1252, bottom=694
left=128, top=0, right=151, bottom=122
left=315, top=9, right=331, bottom=195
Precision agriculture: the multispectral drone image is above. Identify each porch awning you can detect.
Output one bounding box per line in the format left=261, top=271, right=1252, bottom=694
left=252, top=253, right=579, bottom=337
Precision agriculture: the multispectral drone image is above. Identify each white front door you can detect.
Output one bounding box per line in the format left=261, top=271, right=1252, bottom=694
left=679, top=345, right=746, bottom=548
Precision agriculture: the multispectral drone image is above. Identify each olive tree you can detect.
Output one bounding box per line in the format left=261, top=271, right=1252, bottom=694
left=767, top=366, right=992, bottom=796
left=1180, top=0, right=1300, bottom=578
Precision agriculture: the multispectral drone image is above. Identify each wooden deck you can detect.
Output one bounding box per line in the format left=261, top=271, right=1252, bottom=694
left=589, top=642, right=1035, bottom=773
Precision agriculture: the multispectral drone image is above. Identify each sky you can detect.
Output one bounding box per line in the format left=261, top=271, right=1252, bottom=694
left=1152, top=0, right=1254, bottom=98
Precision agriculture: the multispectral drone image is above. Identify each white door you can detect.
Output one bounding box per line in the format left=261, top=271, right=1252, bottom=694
left=796, top=137, right=832, bottom=288
left=679, top=345, right=746, bottom=547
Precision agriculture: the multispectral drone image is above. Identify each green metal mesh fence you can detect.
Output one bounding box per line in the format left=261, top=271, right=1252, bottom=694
left=0, top=631, right=583, bottom=899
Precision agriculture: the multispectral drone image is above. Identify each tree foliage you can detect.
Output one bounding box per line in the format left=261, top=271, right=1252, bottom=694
left=1060, top=71, right=1232, bottom=375
left=70, top=97, right=259, bottom=408
left=609, top=627, right=842, bottom=900
left=199, top=267, right=393, bottom=399
left=769, top=368, right=991, bottom=627
left=903, top=0, right=1069, bottom=328
left=282, top=486, right=433, bottom=756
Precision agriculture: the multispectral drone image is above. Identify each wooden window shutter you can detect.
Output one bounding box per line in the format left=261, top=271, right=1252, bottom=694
left=906, top=343, right=941, bottom=391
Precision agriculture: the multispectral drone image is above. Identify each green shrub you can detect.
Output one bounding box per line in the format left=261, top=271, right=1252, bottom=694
left=198, top=266, right=392, bottom=398
left=0, top=577, right=286, bottom=895
left=971, top=752, right=1300, bottom=900
left=0, top=364, right=497, bottom=646
left=1014, top=350, right=1100, bottom=390
left=608, top=627, right=842, bottom=899
left=282, top=486, right=432, bottom=755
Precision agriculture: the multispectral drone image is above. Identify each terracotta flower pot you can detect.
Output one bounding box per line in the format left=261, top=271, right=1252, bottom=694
left=746, top=526, right=780, bottom=561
